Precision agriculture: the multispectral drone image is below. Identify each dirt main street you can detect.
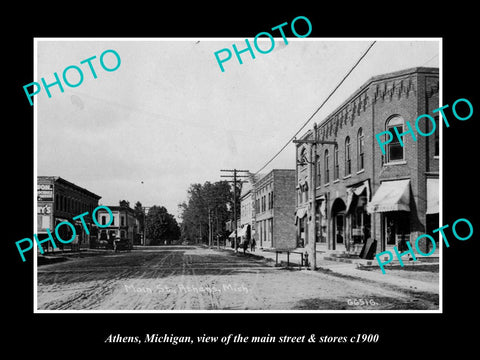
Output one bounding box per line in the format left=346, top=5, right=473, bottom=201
left=36, top=245, right=439, bottom=311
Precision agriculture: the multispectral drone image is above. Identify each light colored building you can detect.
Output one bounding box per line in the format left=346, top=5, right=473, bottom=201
left=95, top=205, right=139, bottom=249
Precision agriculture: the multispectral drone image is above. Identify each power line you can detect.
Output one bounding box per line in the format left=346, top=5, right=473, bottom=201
left=254, top=41, right=376, bottom=175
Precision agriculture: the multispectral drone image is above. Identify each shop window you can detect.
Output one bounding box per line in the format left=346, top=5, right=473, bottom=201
left=384, top=212, right=410, bottom=248
left=386, top=116, right=404, bottom=162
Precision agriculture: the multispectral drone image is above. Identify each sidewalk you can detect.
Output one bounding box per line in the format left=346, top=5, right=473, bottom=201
left=219, top=245, right=440, bottom=294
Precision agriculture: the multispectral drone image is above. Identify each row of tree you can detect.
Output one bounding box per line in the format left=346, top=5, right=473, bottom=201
left=177, top=181, right=240, bottom=245
left=116, top=179, right=239, bottom=246
left=120, top=200, right=181, bottom=245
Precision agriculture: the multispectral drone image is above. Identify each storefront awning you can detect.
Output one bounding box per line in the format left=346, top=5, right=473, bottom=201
left=367, top=179, right=410, bottom=213
left=295, top=207, right=308, bottom=224
left=426, top=178, right=439, bottom=214
left=228, top=226, right=247, bottom=238
left=346, top=180, right=370, bottom=213
left=237, top=226, right=247, bottom=237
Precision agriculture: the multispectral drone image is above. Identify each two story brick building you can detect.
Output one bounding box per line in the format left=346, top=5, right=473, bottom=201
left=254, top=169, right=296, bottom=250
left=37, top=176, right=101, bottom=250
left=295, top=67, right=439, bottom=260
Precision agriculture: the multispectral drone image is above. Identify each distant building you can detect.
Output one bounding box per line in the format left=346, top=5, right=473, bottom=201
left=295, top=67, right=439, bottom=259
left=37, top=176, right=101, bottom=250
left=238, top=176, right=254, bottom=242
left=253, top=169, right=296, bottom=250
left=94, top=205, right=139, bottom=248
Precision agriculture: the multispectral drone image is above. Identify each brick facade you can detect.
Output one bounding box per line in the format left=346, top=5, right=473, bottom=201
left=254, top=169, right=296, bottom=250
left=295, top=67, right=439, bottom=259
left=37, top=176, right=101, bottom=249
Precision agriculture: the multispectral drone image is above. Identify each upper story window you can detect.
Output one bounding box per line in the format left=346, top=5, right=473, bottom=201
left=434, top=116, right=439, bottom=157
left=333, top=145, right=339, bottom=180
left=345, top=136, right=351, bottom=176
left=316, top=154, right=321, bottom=185
left=357, top=127, right=365, bottom=171
left=121, top=216, right=125, bottom=226
left=299, top=147, right=308, bottom=170
left=324, top=149, right=330, bottom=184
left=385, top=116, right=404, bottom=163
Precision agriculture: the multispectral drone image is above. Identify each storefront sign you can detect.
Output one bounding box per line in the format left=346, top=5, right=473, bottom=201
left=37, top=184, right=53, bottom=201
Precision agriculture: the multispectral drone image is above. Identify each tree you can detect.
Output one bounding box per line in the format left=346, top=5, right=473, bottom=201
left=178, top=180, right=233, bottom=245
left=119, top=200, right=130, bottom=208
left=145, top=206, right=180, bottom=245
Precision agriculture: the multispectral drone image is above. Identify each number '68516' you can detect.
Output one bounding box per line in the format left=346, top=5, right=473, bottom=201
left=347, top=299, right=379, bottom=306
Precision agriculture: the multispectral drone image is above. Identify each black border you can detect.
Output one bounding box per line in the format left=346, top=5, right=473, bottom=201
left=6, top=5, right=478, bottom=355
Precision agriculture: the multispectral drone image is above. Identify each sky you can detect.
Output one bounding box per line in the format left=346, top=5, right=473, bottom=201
left=36, top=38, right=440, bottom=218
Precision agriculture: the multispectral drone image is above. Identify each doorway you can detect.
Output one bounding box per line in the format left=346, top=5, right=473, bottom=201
left=331, top=198, right=346, bottom=250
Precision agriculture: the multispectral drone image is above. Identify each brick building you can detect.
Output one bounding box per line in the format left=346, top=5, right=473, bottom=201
left=254, top=169, right=296, bottom=250
left=37, top=176, right=101, bottom=250
left=237, top=174, right=257, bottom=245
left=295, top=67, right=439, bottom=260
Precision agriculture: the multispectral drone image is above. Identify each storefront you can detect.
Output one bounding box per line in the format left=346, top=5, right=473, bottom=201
left=295, top=207, right=308, bottom=248
left=315, top=195, right=327, bottom=250
left=367, top=179, right=411, bottom=252
left=425, top=177, right=439, bottom=252
left=37, top=176, right=101, bottom=252
left=345, top=180, right=371, bottom=254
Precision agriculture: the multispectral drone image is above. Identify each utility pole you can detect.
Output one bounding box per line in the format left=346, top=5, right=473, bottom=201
left=142, top=206, right=150, bottom=246
left=216, top=207, right=220, bottom=249
left=293, top=125, right=337, bottom=270
left=220, top=169, right=249, bottom=253
left=208, top=206, right=212, bottom=247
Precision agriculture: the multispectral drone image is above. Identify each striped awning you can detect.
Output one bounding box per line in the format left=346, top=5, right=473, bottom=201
left=367, top=179, right=410, bottom=213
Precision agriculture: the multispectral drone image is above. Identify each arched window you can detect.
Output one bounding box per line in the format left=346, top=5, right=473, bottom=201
left=324, top=149, right=330, bottom=184
left=300, top=147, right=307, bottom=167
left=345, top=136, right=351, bottom=176
left=316, top=154, right=321, bottom=185
left=357, top=127, right=364, bottom=171
left=334, top=145, right=339, bottom=180
left=386, top=116, right=404, bottom=162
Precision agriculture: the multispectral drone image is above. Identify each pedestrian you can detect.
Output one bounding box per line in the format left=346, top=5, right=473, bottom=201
left=243, top=239, right=249, bottom=255
left=250, top=238, right=256, bottom=252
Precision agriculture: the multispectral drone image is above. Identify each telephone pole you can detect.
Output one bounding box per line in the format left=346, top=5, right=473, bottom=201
left=142, top=206, right=151, bottom=246
left=220, top=169, right=249, bottom=253
left=293, top=124, right=337, bottom=270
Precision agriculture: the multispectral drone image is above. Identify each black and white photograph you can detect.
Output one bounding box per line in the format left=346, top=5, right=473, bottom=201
left=6, top=7, right=478, bottom=356
left=33, top=38, right=441, bottom=312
